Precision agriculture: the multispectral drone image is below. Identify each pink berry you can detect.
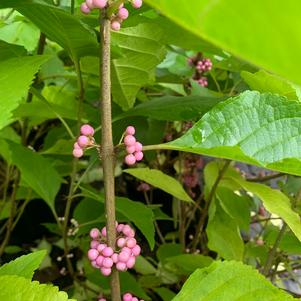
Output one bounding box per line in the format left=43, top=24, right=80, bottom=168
left=80, top=124, right=94, bottom=136
left=74, top=142, right=81, bottom=149
left=125, top=154, right=136, bottom=166
left=111, top=21, right=121, bottom=31
left=101, top=267, right=112, bottom=276
left=91, top=260, right=98, bottom=268
left=134, top=142, right=143, bottom=152
left=132, top=245, right=141, bottom=256
left=126, top=256, right=136, bottom=268
left=102, top=247, right=114, bottom=257
left=96, top=255, right=104, bottom=267
left=116, top=261, right=127, bottom=271
left=90, top=228, right=100, bottom=239
left=80, top=2, right=91, bottom=14
left=122, top=225, right=132, bottom=236
left=88, top=249, right=99, bottom=261
left=121, top=247, right=132, bottom=255
left=93, top=0, right=107, bottom=8
left=126, top=126, right=135, bottom=135
left=128, top=229, right=135, bottom=238
left=103, top=257, right=114, bottom=268
left=126, top=145, right=136, bottom=154
left=118, top=251, right=131, bottom=263
left=134, top=151, right=143, bottom=161
left=112, top=253, right=119, bottom=263
left=117, top=224, right=125, bottom=232
left=118, top=8, right=129, bottom=20
left=132, top=298, right=138, bottom=301
left=101, top=226, right=107, bottom=237
left=132, top=0, right=142, bottom=8
left=97, top=243, right=106, bottom=252
left=77, top=135, right=89, bottom=148
left=73, top=148, right=83, bottom=158
left=123, top=293, right=132, bottom=301
left=99, top=299, right=106, bottom=301
left=117, top=237, right=126, bottom=248
left=85, top=0, right=94, bottom=9
left=126, top=238, right=137, bottom=248
left=124, top=135, right=136, bottom=146
left=90, top=240, right=99, bottom=249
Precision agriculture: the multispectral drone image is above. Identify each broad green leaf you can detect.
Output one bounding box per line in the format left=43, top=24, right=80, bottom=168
left=116, top=95, right=222, bottom=121
left=124, top=168, right=193, bottom=203
left=157, top=243, right=182, bottom=263
left=241, top=70, right=300, bottom=100
left=160, top=91, right=301, bottom=176
left=173, top=261, right=295, bottom=301
left=0, top=0, right=98, bottom=60
left=0, top=55, right=50, bottom=130
left=111, top=23, right=166, bottom=110
left=155, top=288, right=176, bottom=301
left=0, top=250, right=46, bottom=279
left=0, top=275, right=75, bottom=301
left=0, top=41, right=26, bottom=60
left=134, top=256, right=157, bottom=275
left=1, top=141, right=62, bottom=210
left=207, top=199, right=244, bottom=260
left=145, top=0, right=301, bottom=85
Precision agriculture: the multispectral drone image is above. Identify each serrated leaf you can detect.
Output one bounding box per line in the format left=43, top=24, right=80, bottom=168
left=0, top=0, right=98, bottom=60
left=161, top=91, right=301, bottom=176
left=124, top=168, right=193, bottom=203
left=0, top=250, right=46, bottom=279
left=0, top=275, right=75, bottom=301
left=111, top=23, right=166, bottom=110
left=173, top=261, right=295, bottom=301
left=145, top=0, right=301, bottom=85
left=117, top=95, right=222, bottom=121
left=0, top=55, right=50, bottom=130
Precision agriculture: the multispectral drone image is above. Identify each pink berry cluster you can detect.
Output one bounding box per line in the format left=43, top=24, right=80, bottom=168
left=88, top=223, right=141, bottom=276
left=80, top=0, right=143, bottom=31
left=124, top=126, right=143, bottom=166
left=98, top=292, right=144, bottom=301
left=188, top=53, right=212, bottom=87
left=73, top=124, right=95, bottom=158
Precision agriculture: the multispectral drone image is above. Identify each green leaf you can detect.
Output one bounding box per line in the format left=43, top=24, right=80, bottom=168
left=163, top=91, right=301, bottom=176
left=0, top=250, right=46, bottom=279
left=134, top=256, right=157, bottom=275
left=111, top=23, right=166, bottom=110
left=145, top=0, right=301, bottom=85
left=173, top=261, right=295, bottom=301
left=124, top=168, right=193, bottom=203
left=0, top=55, right=50, bottom=130
left=0, top=0, right=98, bottom=60
left=2, top=141, right=62, bottom=210
left=206, top=199, right=244, bottom=260
left=0, top=275, right=75, bottom=301
left=241, top=70, right=300, bottom=100
left=117, top=95, right=222, bottom=121
left=0, top=41, right=26, bottom=61
left=154, top=288, right=176, bottom=301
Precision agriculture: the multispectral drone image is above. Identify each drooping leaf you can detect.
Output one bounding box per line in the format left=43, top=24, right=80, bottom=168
left=124, top=168, right=193, bottom=203
left=145, top=0, right=301, bottom=85
left=0, top=250, right=46, bottom=279
left=111, top=23, right=166, bottom=110
left=0, top=275, right=75, bottom=301
left=0, top=41, right=27, bottom=61
left=0, top=55, right=50, bottom=130
left=159, top=91, right=301, bottom=176
left=173, top=261, right=295, bottom=301
left=0, top=0, right=98, bottom=60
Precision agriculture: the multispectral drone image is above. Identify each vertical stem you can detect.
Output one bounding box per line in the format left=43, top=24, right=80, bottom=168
left=100, top=14, right=121, bottom=301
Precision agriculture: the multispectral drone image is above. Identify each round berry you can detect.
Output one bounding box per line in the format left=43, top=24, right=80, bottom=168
left=126, top=256, right=136, bottom=268
left=123, top=293, right=133, bottom=301
left=124, top=135, right=136, bottom=146
left=96, top=255, right=104, bottom=267
left=93, top=0, right=107, bottom=8
left=117, top=237, right=126, bottom=248
left=88, top=249, right=99, bottom=261
left=111, top=21, right=121, bottom=31
left=117, top=224, right=125, bottom=232
left=116, top=261, right=127, bottom=271
left=118, top=251, right=131, bottom=263
left=98, top=298, right=106, bottom=301
left=91, top=260, right=98, bottom=268
left=97, top=243, right=106, bottom=253
left=73, top=148, right=83, bottom=158
left=85, top=0, right=94, bottom=9
left=126, top=145, right=136, bottom=154
left=118, top=8, right=129, bottom=20
left=126, top=126, right=135, bottom=135
left=80, top=124, right=94, bottom=136
left=132, top=0, right=142, bottom=8
left=102, top=247, right=114, bottom=257
left=132, top=245, right=141, bottom=256
left=123, top=225, right=132, bottom=236
left=101, top=226, right=107, bottom=237
left=132, top=298, right=138, bottom=301
left=101, top=267, right=112, bottom=276
left=90, top=240, right=99, bottom=249
left=112, top=253, right=119, bottom=263
left=134, top=142, right=143, bottom=152
left=134, top=151, right=143, bottom=161
left=90, top=228, right=100, bottom=239
left=126, top=238, right=137, bottom=248
left=77, top=135, right=89, bottom=148
left=80, top=2, right=91, bottom=14
left=102, top=257, right=114, bottom=268
left=74, top=142, right=81, bottom=149
left=125, top=154, right=136, bottom=166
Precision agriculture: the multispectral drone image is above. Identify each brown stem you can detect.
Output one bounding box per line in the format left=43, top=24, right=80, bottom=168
left=100, top=13, right=121, bottom=301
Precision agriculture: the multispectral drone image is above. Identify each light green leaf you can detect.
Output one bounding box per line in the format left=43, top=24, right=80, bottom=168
left=0, top=55, right=50, bottom=130
left=111, top=23, right=166, bottom=110
left=0, top=250, right=46, bottom=279
left=241, top=70, right=300, bottom=100
left=0, top=275, right=75, bottom=301
left=0, top=0, right=98, bottom=60
left=173, top=261, right=295, bottom=301
left=134, top=256, right=157, bottom=275
left=145, top=0, right=301, bottom=85
left=124, top=168, right=193, bottom=203
left=160, top=91, right=301, bottom=176
left=116, top=95, right=222, bottom=121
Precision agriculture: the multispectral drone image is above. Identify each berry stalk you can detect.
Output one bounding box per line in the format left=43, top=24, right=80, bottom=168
left=99, top=11, right=121, bottom=301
